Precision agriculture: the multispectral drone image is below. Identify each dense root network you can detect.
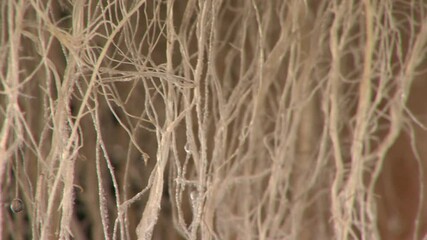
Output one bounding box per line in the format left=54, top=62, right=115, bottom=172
left=1, top=1, right=427, bottom=239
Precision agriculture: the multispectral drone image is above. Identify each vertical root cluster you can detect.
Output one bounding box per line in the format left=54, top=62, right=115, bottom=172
left=1, top=1, right=427, bottom=239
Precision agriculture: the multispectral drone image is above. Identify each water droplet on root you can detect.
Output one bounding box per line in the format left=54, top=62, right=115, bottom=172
left=10, top=198, right=24, bottom=213
left=184, top=143, right=191, bottom=154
